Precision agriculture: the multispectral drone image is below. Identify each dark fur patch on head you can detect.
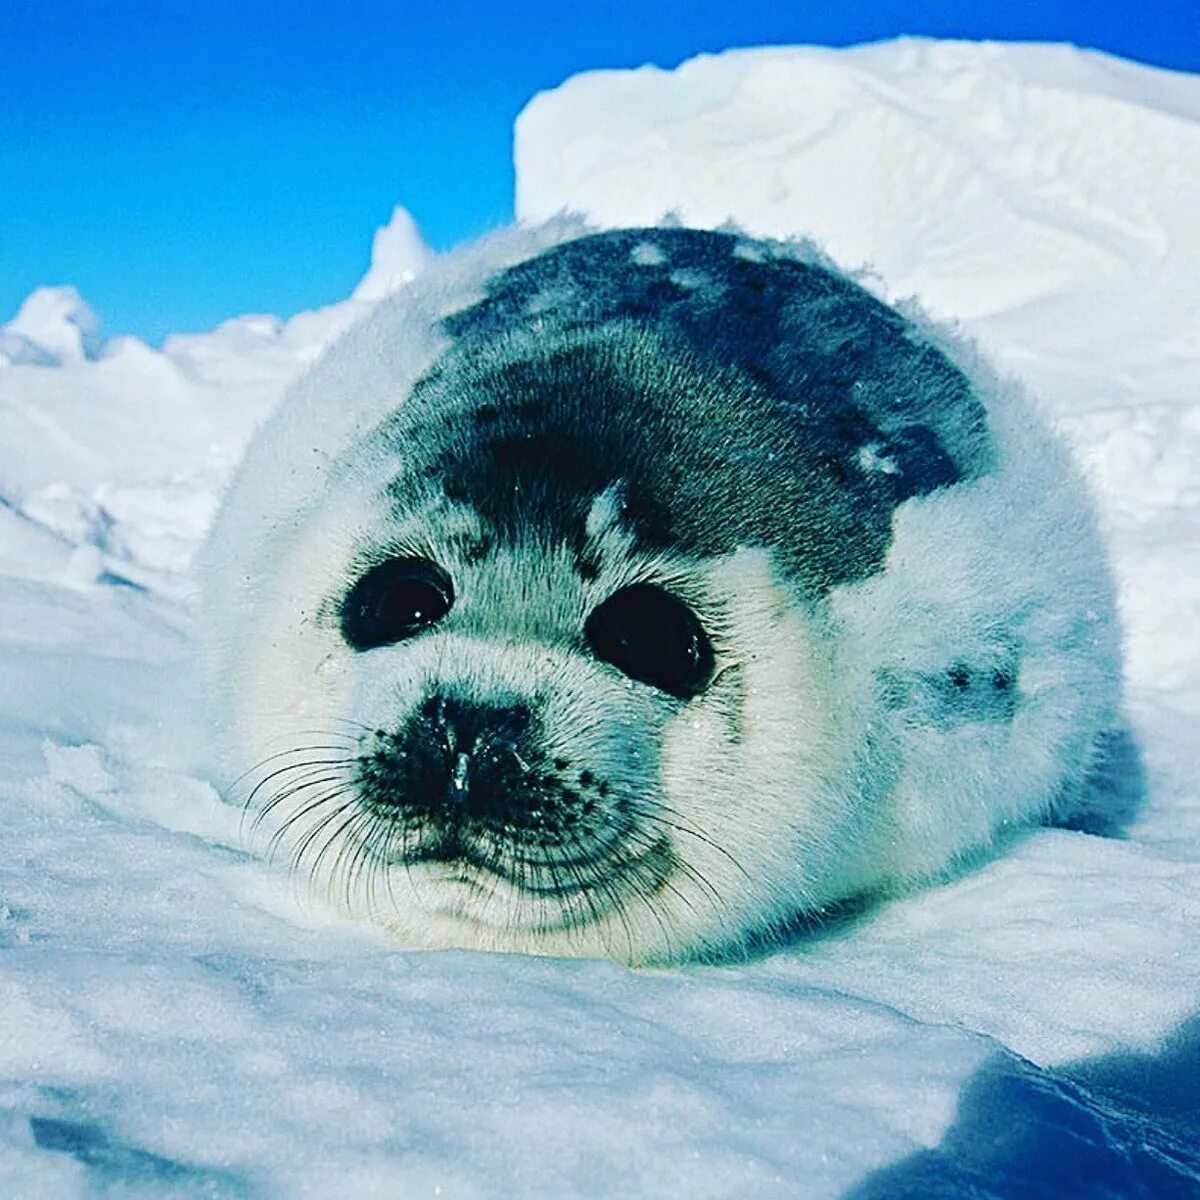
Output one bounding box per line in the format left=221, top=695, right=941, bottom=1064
left=458, top=534, right=493, bottom=565
left=576, top=553, right=602, bottom=580
left=386, top=228, right=996, bottom=595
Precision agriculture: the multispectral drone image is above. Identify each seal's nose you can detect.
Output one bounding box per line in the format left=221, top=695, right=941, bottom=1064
left=397, top=693, right=538, bottom=822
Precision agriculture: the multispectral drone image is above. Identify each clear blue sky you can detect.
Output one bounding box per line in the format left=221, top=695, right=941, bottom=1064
left=2, top=0, right=1196, bottom=344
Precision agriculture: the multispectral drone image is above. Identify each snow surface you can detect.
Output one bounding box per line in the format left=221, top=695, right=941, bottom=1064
left=0, top=287, right=104, bottom=368
left=1, top=39, right=1198, bottom=1198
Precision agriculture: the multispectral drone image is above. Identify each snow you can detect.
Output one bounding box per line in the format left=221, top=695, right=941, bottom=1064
left=0, top=287, right=103, bottom=367
left=351, top=206, right=434, bottom=303
left=1, top=37, right=1198, bottom=1198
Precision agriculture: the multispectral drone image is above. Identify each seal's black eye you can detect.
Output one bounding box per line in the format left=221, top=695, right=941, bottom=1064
left=584, top=584, right=714, bottom=699
left=341, top=557, right=454, bottom=650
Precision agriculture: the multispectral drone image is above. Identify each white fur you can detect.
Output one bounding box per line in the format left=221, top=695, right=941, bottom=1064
left=198, top=222, right=1121, bottom=964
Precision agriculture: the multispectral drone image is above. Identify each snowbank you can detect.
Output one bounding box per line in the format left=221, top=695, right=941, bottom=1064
left=0, top=206, right=430, bottom=585
left=0, top=286, right=103, bottom=367
left=351, top=205, right=434, bottom=302
left=0, top=40, right=1197, bottom=1198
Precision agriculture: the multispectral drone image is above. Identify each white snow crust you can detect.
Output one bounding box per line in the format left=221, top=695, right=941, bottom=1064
left=0, top=287, right=104, bottom=368
left=351, top=206, right=435, bottom=303
left=1, top=39, right=1198, bottom=1198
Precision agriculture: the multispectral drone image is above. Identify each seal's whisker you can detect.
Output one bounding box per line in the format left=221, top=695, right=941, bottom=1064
left=625, top=797, right=753, bottom=883
left=269, top=786, right=354, bottom=862
left=241, top=756, right=353, bottom=814
left=287, top=796, right=359, bottom=876
left=363, top=815, right=397, bottom=918
left=230, top=745, right=356, bottom=791
left=553, top=828, right=607, bottom=949
left=310, top=805, right=372, bottom=901
left=321, top=806, right=374, bottom=904
left=605, top=833, right=677, bottom=960
left=622, top=821, right=702, bottom=923
left=328, top=717, right=376, bottom=734
left=337, top=809, right=379, bottom=914
left=239, top=771, right=344, bottom=841
left=249, top=771, right=348, bottom=836
left=624, top=815, right=732, bottom=914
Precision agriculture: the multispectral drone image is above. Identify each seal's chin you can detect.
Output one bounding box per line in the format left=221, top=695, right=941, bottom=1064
left=392, top=822, right=678, bottom=935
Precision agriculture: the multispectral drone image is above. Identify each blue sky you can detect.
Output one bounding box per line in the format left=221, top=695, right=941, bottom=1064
left=2, top=0, right=1197, bottom=344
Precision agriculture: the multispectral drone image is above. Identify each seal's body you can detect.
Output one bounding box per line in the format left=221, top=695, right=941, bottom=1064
left=200, top=225, right=1119, bottom=963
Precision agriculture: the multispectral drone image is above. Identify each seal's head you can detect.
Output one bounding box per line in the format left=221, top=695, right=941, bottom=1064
left=201, top=226, right=1119, bottom=963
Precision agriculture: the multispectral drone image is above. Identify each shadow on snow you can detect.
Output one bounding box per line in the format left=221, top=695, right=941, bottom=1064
left=842, top=1014, right=1200, bottom=1199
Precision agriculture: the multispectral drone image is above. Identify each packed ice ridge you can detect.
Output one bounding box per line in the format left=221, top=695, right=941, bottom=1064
left=0, top=37, right=1198, bottom=1199
left=0, top=286, right=104, bottom=367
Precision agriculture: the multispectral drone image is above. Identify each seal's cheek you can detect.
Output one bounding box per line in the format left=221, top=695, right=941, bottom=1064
left=653, top=548, right=873, bottom=910
left=219, top=502, right=376, bottom=777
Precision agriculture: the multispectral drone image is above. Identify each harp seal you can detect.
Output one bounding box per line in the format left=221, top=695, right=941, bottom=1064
left=199, top=224, right=1120, bottom=963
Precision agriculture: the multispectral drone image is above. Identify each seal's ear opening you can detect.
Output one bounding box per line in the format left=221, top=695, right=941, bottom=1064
left=584, top=583, right=714, bottom=699
left=340, top=557, right=454, bottom=651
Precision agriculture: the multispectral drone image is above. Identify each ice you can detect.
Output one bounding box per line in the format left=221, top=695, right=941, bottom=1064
left=351, top=206, right=434, bottom=303
left=0, top=286, right=103, bottom=367
left=1, top=38, right=1199, bottom=1197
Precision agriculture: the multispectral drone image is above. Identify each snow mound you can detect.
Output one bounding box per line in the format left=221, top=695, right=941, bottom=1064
left=0, top=285, right=104, bottom=366
left=351, top=205, right=434, bottom=302
left=0, top=211, right=431, bottom=589
left=518, top=38, right=1200, bottom=350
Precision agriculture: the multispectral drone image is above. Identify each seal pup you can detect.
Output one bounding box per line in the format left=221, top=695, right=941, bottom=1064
left=199, top=224, right=1120, bottom=964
